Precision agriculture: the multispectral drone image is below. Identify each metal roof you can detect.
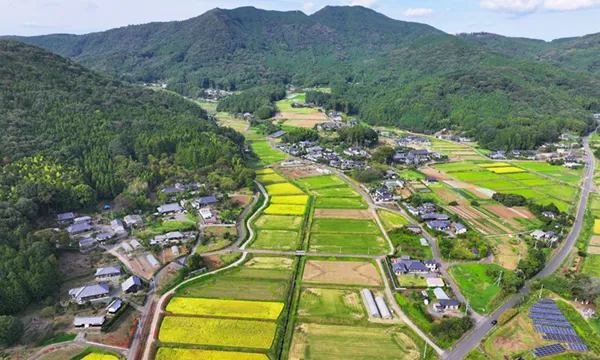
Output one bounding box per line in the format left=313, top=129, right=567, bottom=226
left=73, top=316, right=105, bottom=327
left=122, top=276, right=142, bottom=292
left=95, top=266, right=121, bottom=277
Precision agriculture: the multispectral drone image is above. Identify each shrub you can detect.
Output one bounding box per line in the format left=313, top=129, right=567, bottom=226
left=498, top=308, right=518, bottom=325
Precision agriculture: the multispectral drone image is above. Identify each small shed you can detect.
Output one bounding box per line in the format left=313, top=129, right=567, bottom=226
left=73, top=316, right=105, bottom=328
left=433, top=287, right=449, bottom=300
left=106, top=299, right=123, bottom=314
left=361, top=289, right=381, bottom=318
left=171, top=246, right=180, bottom=255
left=375, top=296, right=392, bottom=319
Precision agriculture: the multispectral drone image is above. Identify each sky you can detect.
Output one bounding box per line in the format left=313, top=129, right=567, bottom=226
left=1, top=0, right=599, bottom=41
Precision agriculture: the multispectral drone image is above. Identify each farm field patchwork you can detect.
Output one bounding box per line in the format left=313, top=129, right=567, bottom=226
left=251, top=230, right=300, bottom=250
left=302, top=260, right=382, bottom=286
left=432, top=162, right=483, bottom=173
left=263, top=204, right=305, bottom=215
left=536, top=184, right=577, bottom=201
left=471, top=180, right=521, bottom=190
left=295, top=175, right=347, bottom=189
left=534, top=198, right=570, bottom=212
left=448, top=264, right=504, bottom=314
left=265, top=183, right=304, bottom=196
left=166, top=297, right=284, bottom=319
left=156, top=348, right=269, bottom=360
left=378, top=210, right=410, bottom=230
left=250, top=141, right=288, bottom=167
left=81, top=354, right=119, bottom=360
left=309, top=233, right=387, bottom=254
left=451, top=171, right=502, bottom=182
left=289, top=323, right=423, bottom=360
left=297, top=288, right=364, bottom=321
left=478, top=163, right=511, bottom=168
left=254, top=215, right=303, bottom=230
left=311, top=218, right=380, bottom=234
left=314, top=197, right=367, bottom=209
left=159, top=316, right=277, bottom=349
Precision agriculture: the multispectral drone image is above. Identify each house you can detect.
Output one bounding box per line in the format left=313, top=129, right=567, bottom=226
left=66, top=222, right=94, bottom=235
left=106, top=299, right=123, bottom=315
left=111, top=219, right=125, bottom=233
left=392, top=259, right=430, bottom=274
left=439, top=299, right=460, bottom=310
left=78, top=237, right=96, bottom=250
left=433, top=287, right=449, bottom=300
left=428, top=220, right=451, bottom=231
left=95, top=266, right=122, bottom=280
left=57, top=212, right=76, bottom=224
left=422, top=213, right=450, bottom=221
left=74, top=216, right=92, bottom=224
left=73, top=316, right=105, bottom=328
left=384, top=180, right=403, bottom=190
left=152, top=231, right=186, bottom=245
left=451, top=222, right=467, bottom=235
left=384, top=170, right=397, bottom=179
left=96, top=232, right=113, bottom=242
left=171, top=246, right=180, bottom=255
left=130, top=239, right=142, bottom=249
left=531, top=230, right=547, bottom=240
left=405, top=205, right=420, bottom=216
left=157, top=203, right=182, bottom=215
left=122, top=276, right=142, bottom=293
left=192, top=195, right=219, bottom=209
left=420, top=203, right=436, bottom=213
left=147, top=254, right=160, bottom=267
left=122, top=242, right=133, bottom=253
left=124, top=215, right=143, bottom=227
left=542, top=211, right=556, bottom=219
left=426, top=278, right=445, bottom=287
left=426, top=177, right=437, bottom=184
left=374, top=188, right=393, bottom=202
left=269, top=130, right=287, bottom=138
left=199, top=208, right=218, bottom=224
left=423, top=260, right=437, bottom=271
left=406, top=224, right=422, bottom=234
left=69, top=283, right=110, bottom=304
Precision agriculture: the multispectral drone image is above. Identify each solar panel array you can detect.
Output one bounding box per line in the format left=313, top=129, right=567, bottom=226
left=528, top=313, right=567, bottom=321
left=542, top=334, right=583, bottom=343
left=534, top=326, right=577, bottom=335
left=530, top=308, right=564, bottom=315
left=531, top=303, right=559, bottom=309
left=531, top=319, right=572, bottom=328
left=538, top=298, right=555, bottom=304
left=568, top=343, right=589, bottom=352
left=533, top=344, right=565, bottom=357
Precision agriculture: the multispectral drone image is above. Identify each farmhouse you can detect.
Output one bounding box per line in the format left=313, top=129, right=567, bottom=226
left=73, top=316, right=105, bottom=328
left=419, top=203, right=436, bottom=213
left=57, top=212, right=76, bottom=224
left=152, top=231, right=186, bottom=244
left=269, top=130, right=287, bottom=138
left=542, top=211, right=556, bottom=219
left=106, top=299, right=123, bottom=314
left=439, top=299, right=460, bottom=310
left=95, top=266, right=122, bottom=280
left=423, top=260, right=438, bottom=271
left=157, top=203, right=182, bottom=215
left=66, top=222, right=94, bottom=235
left=122, top=276, right=142, bottom=293
left=69, top=283, right=110, bottom=304
left=406, top=224, right=422, bottom=234
left=392, top=258, right=430, bottom=274
left=192, top=195, right=219, bottom=209
left=96, top=232, right=114, bottom=242
left=451, top=222, right=467, bottom=235
left=74, top=216, right=92, bottom=224
left=374, top=188, right=393, bottom=202
left=124, top=215, right=143, bottom=227
left=78, top=237, right=96, bottom=250
left=405, top=205, right=420, bottom=216
left=422, top=214, right=450, bottom=221
left=111, top=219, right=126, bottom=233
left=427, top=220, right=451, bottom=231
left=199, top=208, right=218, bottom=224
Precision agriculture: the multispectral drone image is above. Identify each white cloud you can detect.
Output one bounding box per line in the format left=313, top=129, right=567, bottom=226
left=351, top=0, right=377, bottom=7
left=480, top=0, right=542, bottom=12
left=543, top=0, right=600, bottom=10
left=303, top=2, right=314, bottom=12
left=403, top=8, right=434, bottom=16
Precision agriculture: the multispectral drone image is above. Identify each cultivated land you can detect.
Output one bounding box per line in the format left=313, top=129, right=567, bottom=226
left=314, top=197, right=368, bottom=209
left=297, top=288, right=365, bottom=321
left=251, top=230, right=300, bottom=250
left=249, top=141, right=288, bottom=167
left=302, top=260, right=382, bottom=286
left=156, top=348, right=269, bottom=360
left=265, top=183, right=304, bottom=196
left=263, top=203, right=305, bottom=215
left=166, top=297, right=284, bottom=319
left=311, top=218, right=380, bottom=234
left=448, top=264, right=505, bottom=314
left=313, top=208, right=373, bottom=219
left=295, top=175, right=347, bottom=190
left=378, top=209, right=410, bottom=230
left=254, top=214, right=303, bottom=229
left=309, top=233, right=387, bottom=254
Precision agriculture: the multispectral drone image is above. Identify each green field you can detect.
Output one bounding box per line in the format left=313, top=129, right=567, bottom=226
left=534, top=198, right=570, bottom=212
left=378, top=210, right=410, bottom=231
left=314, top=197, right=367, bottom=209
left=503, top=172, right=538, bottom=180
left=513, top=162, right=561, bottom=172
left=276, top=95, right=321, bottom=114
left=312, top=186, right=361, bottom=197
left=295, top=175, right=347, bottom=189
left=309, top=233, right=388, bottom=255
left=249, top=141, right=288, bottom=167
left=536, top=184, right=577, bottom=201
left=251, top=230, right=300, bottom=250
left=290, top=323, right=424, bottom=360
left=263, top=203, right=305, bottom=215
left=177, top=274, right=288, bottom=301
left=471, top=180, right=521, bottom=190
left=432, top=162, right=480, bottom=173
left=505, top=188, right=544, bottom=199
left=256, top=173, right=287, bottom=185
left=397, top=274, right=428, bottom=288
left=448, top=264, right=505, bottom=314
left=297, top=288, right=365, bottom=322
left=311, top=218, right=380, bottom=234
left=452, top=171, right=501, bottom=182
left=516, top=179, right=552, bottom=187
left=583, top=254, right=600, bottom=277
left=254, top=215, right=303, bottom=230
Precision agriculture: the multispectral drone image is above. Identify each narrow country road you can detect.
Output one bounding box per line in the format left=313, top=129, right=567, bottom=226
left=443, top=135, right=596, bottom=360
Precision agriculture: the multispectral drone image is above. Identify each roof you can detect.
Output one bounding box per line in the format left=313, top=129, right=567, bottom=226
left=124, top=215, right=143, bottom=225
left=57, top=212, right=76, bottom=221
left=405, top=260, right=429, bottom=272
left=96, top=232, right=113, bottom=240
left=270, top=130, right=287, bottom=138
left=433, top=287, right=449, bottom=300
left=147, top=254, right=159, bottom=266
left=424, top=260, right=436, bottom=265
left=453, top=222, right=467, bottom=230
left=66, top=222, right=93, bottom=234
left=427, top=278, right=445, bottom=287
left=73, top=316, right=105, bottom=327
left=74, top=216, right=91, bottom=223
left=121, top=276, right=142, bottom=292
left=69, top=283, right=109, bottom=300
left=194, top=195, right=218, bottom=205
left=440, top=299, right=460, bottom=307
left=427, top=220, right=451, bottom=229
left=106, top=299, right=122, bottom=313
left=95, top=266, right=121, bottom=277
left=531, top=230, right=546, bottom=238
left=157, top=203, right=182, bottom=214
left=111, top=219, right=123, bottom=227
left=130, top=239, right=142, bottom=248
left=78, top=237, right=95, bottom=247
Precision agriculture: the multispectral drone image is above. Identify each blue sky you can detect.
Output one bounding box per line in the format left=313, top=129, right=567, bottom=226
left=1, top=0, right=599, bottom=40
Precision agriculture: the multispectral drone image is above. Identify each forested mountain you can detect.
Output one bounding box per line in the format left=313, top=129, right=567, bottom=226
left=0, top=40, right=250, bottom=315
left=459, top=32, right=600, bottom=77
left=4, top=6, right=600, bottom=150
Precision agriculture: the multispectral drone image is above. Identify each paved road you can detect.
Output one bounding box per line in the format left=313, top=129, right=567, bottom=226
left=443, top=135, right=596, bottom=360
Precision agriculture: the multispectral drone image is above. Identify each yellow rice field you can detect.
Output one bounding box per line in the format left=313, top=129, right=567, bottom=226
left=265, top=183, right=304, bottom=195
left=478, top=163, right=511, bottom=168
left=156, top=348, right=269, bottom=360
left=159, top=316, right=276, bottom=349
left=594, top=219, right=600, bottom=234
left=270, top=195, right=309, bottom=205
left=166, top=298, right=284, bottom=319
left=489, top=167, right=526, bottom=174
left=255, top=168, right=275, bottom=175
left=256, top=173, right=287, bottom=184
left=264, top=204, right=305, bottom=215
left=81, top=355, right=119, bottom=360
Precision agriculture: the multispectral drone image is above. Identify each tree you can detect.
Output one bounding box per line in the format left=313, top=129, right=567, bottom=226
left=0, top=316, right=24, bottom=347
left=371, top=146, right=395, bottom=164
left=187, top=253, right=203, bottom=270
left=73, top=184, right=95, bottom=207
left=115, top=193, right=135, bottom=213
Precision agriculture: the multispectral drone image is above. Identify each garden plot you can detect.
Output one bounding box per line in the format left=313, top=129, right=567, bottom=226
left=448, top=264, right=505, bottom=314
left=447, top=206, right=487, bottom=219
left=421, top=167, right=452, bottom=180
left=289, top=324, right=421, bottom=360
left=489, top=236, right=528, bottom=271
left=279, top=166, right=322, bottom=178
left=484, top=206, right=536, bottom=219
left=297, top=288, right=365, bottom=321
left=159, top=316, right=276, bottom=349
left=444, top=180, right=494, bottom=199
left=313, top=209, right=373, bottom=219
left=166, top=298, right=284, bottom=320
left=156, top=348, right=269, bottom=360
left=302, top=260, right=382, bottom=286
left=590, top=236, right=600, bottom=246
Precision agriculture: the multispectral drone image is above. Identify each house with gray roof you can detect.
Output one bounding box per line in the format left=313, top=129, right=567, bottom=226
left=95, top=266, right=122, bottom=280
left=78, top=237, right=95, bottom=250
left=111, top=219, right=125, bottom=233
left=106, top=299, right=123, bottom=314
left=73, top=316, right=105, bottom=328
left=157, top=203, right=182, bottom=215
left=66, top=222, right=94, bottom=235
left=124, top=215, right=143, bottom=227
left=57, top=212, right=76, bottom=224
left=69, top=283, right=110, bottom=304
left=192, top=195, right=219, bottom=209
left=122, top=276, right=142, bottom=293
left=96, top=232, right=114, bottom=242
left=439, top=299, right=460, bottom=310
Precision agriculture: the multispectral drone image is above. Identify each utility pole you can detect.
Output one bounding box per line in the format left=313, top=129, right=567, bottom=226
left=539, top=284, right=544, bottom=299
left=494, top=270, right=503, bottom=286
left=465, top=299, right=470, bottom=315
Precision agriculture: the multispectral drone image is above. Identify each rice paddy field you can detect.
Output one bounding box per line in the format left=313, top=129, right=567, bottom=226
left=263, top=204, right=305, bottom=215
left=583, top=194, right=600, bottom=277
left=265, top=183, right=304, bottom=196
left=296, top=288, right=365, bottom=322
left=249, top=141, right=288, bottom=167
left=309, top=233, right=388, bottom=255
left=254, top=215, right=303, bottom=230
left=270, top=195, right=309, bottom=205
left=295, top=175, right=347, bottom=190
left=156, top=349, right=269, bottom=360
left=378, top=210, right=410, bottom=231
left=311, top=218, right=380, bottom=234
left=166, top=298, right=284, bottom=319
left=251, top=230, right=300, bottom=250
left=314, top=197, right=368, bottom=209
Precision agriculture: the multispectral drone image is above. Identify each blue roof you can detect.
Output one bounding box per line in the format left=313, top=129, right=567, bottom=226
left=195, top=195, right=218, bottom=205
left=270, top=130, right=287, bottom=138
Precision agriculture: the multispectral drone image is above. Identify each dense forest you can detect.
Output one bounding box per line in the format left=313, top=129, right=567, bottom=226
left=5, top=6, right=600, bottom=150
left=0, top=40, right=251, bottom=316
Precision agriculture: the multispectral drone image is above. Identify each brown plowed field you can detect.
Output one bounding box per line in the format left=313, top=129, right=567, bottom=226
left=280, top=166, right=322, bottom=178
left=313, top=209, right=373, bottom=219
left=302, top=260, right=382, bottom=286
left=434, top=188, right=460, bottom=203
left=421, top=167, right=452, bottom=180
left=447, top=206, right=487, bottom=219
left=590, top=236, right=600, bottom=247
left=484, top=205, right=536, bottom=219
left=587, top=246, right=600, bottom=255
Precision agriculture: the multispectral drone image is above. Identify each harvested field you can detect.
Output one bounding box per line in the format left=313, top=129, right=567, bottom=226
left=433, top=187, right=460, bottom=203
left=421, top=167, right=452, bottom=180
left=313, top=209, right=373, bottom=219
left=264, top=204, right=305, bottom=215
left=277, top=112, right=326, bottom=121
left=590, top=236, right=600, bottom=247
left=302, top=260, right=382, bottom=286
left=444, top=180, right=493, bottom=199
left=587, top=246, right=600, bottom=255
left=279, top=166, right=322, bottom=178
left=230, top=195, right=252, bottom=206
left=484, top=206, right=536, bottom=219
left=311, top=218, right=380, bottom=234
left=254, top=215, right=303, bottom=230
left=447, top=206, right=487, bottom=219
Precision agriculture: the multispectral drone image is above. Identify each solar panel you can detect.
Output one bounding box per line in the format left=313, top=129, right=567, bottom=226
left=533, top=343, right=565, bottom=357
left=529, top=308, right=563, bottom=315
left=538, top=298, right=555, bottom=304
left=542, top=333, right=582, bottom=343
left=534, top=326, right=577, bottom=335
left=528, top=313, right=567, bottom=321
left=531, top=319, right=572, bottom=328
left=568, top=343, right=589, bottom=352
left=531, top=303, right=559, bottom=309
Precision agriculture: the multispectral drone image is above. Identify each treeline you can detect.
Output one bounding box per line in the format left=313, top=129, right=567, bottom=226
left=217, top=86, right=286, bottom=119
